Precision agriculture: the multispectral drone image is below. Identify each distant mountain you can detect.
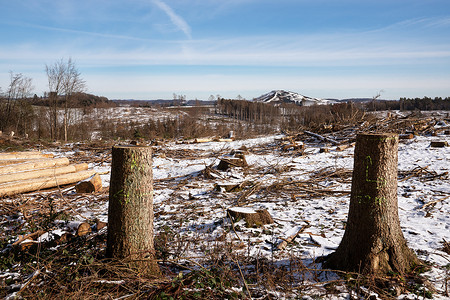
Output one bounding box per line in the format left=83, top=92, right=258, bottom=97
left=253, top=90, right=336, bottom=106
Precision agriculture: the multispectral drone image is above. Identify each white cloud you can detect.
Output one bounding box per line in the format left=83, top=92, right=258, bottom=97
left=152, top=0, right=192, bottom=39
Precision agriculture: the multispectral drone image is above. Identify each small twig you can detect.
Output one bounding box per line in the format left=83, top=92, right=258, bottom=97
left=18, top=269, right=41, bottom=295
left=232, top=257, right=253, bottom=300
left=399, top=165, right=429, bottom=182
left=236, top=183, right=261, bottom=206
left=227, top=210, right=243, bottom=243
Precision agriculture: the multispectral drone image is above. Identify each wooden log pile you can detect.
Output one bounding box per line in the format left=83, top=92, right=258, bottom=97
left=0, top=151, right=100, bottom=197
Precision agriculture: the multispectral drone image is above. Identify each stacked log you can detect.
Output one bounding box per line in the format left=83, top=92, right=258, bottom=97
left=0, top=151, right=100, bottom=197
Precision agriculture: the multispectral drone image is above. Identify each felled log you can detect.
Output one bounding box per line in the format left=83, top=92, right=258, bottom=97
left=0, top=169, right=96, bottom=197
left=96, top=219, right=107, bottom=231
left=0, top=159, right=29, bottom=166
left=76, top=222, right=92, bottom=236
left=227, top=207, right=273, bottom=227
left=0, top=151, right=53, bottom=160
left=12, top=230, right=46, bottom=249
left=0, top=157, right=70, bottom=174
left=399, top=133, right=414, bottom=140
left=277, top=224, right=311, bottom=250
left=215, top=181, right=248, bottom=192
left=336, top=143, right=353, bottom=151
left=0, top=163, right=87, bottom=184
left=282, top=142, right=304, bottom=152
left=75, top=173, right=102, bottom=193
left=304, top=130, right=339, bottom=145
left=194, top=137, right=213, bottom=143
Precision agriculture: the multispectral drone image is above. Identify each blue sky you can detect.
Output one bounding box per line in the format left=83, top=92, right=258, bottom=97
left=1, top=0, right=450, bottom=100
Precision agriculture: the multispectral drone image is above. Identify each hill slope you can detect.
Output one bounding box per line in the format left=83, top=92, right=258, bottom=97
left=254, top=90, right=335, bottom=106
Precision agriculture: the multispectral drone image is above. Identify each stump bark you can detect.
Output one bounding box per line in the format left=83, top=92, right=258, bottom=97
left=325, top=133, right=419, bottom=275
left=106, top=145, right=160, bottom=276
left=227, top=207, right=273, bottom=227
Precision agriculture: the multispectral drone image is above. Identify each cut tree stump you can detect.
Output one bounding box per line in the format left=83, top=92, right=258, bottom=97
left=227, top=207, right=273, bottom=227
left=106, top=145, right=160, bottom=277
left=324, top=133, right=420, bottom=276
left=75, top=173, right=102, bottom=193
left=430, top=141, right=448, bottom=148
left=217, top=153, right=248, bottom=171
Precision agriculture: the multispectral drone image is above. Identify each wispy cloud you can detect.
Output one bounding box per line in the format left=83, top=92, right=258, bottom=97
left=370, top=16, right=450, bottom=33
left=2, top=21, right=156, bottom=43
left=3, top=31, right=450, bottom=69
left=152, top=0, right=192, bottom=39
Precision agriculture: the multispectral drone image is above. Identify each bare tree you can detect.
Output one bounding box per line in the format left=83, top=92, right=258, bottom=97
left=46, top=58, right=85, bottom=141
left=0, top=72, right=34, bottom=134
left=62, top=58, right=85, bottom=142
left=370, top=89, right=385, bottom=111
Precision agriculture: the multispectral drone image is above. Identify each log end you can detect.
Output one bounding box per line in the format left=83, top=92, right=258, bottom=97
left=76, top=222, right=92, bottom=236
left=75, top=173, right=102, bottom=193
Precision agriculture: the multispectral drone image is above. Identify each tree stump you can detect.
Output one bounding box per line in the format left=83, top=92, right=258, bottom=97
left=324, top=133, right=419, bottom=275
left=430, top=141, right=448, bottom=148
left=217, top=153, right=248, bottom=171
left=106, top=145, right=160, bottom=277
left=227, top=207, right=273, bottom=227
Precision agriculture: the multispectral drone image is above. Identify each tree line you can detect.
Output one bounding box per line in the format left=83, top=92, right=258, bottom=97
left=216, top=99, right=366, bottom=132
left=0, top=58, right=113, bottom=141
left=368, top=97, right=450, bottom=111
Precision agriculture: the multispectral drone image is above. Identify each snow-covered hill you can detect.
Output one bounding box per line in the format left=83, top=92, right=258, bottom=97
left=253, top=90, right=336, bottom=106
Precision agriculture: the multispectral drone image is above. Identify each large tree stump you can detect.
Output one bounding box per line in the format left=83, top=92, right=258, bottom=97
left=106, top=145, right=160, bottom=276
left=325, top=133, right=419, bottom=275
left=227, top=207, right=274, bottom=227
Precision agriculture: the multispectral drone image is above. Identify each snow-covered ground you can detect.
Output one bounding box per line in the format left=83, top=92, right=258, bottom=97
left=96, top=130, right=448, bottom=298
left=1, top=121, right=449, bottom=298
